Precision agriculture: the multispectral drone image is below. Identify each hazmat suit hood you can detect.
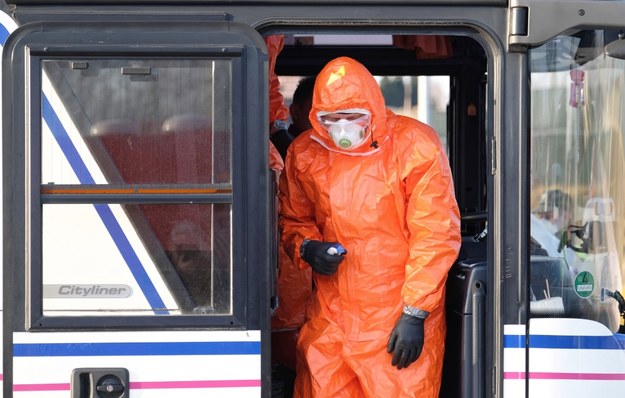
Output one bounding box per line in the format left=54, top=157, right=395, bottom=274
left=309, top=57, right=387, bottom=155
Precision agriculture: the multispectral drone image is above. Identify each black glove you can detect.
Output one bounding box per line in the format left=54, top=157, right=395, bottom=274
left=300, top=239, right=346, bottom=275
left=387, top=314, right=425, bottom=369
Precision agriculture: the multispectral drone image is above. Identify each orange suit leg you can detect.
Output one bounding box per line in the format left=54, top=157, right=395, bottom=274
left=293, top=315, right=365, bottom=398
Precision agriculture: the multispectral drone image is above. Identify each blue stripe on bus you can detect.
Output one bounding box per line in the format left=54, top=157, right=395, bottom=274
left=0, top=22, right=10, bottom=46
left=42, top=96, right=96, bottom=183
left=94, top=203, right=168, bottom=314
left=14, top=341, right=261, bottom=356
left=504, top=333, right=625, bottom=350
left=42, top=95, right=168, bottom=314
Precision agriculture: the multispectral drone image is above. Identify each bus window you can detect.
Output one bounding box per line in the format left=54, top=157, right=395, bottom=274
left=530, top=31, right=625, bottom=332
left=40, top=57, right=233, bottom=315
left=376, top=75, right=450, bottom=150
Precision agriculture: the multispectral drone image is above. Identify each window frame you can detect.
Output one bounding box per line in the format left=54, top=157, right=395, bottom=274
left=3, top=22, right=269, bottom=330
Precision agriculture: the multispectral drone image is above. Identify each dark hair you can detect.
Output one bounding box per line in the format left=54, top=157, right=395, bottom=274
left=292, top=76, right=316, bottom=106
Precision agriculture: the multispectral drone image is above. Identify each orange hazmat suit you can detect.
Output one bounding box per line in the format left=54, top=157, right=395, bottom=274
left=266, top=36, right=313, bottom=369
left=279, top=56, right=461, bottom=397
left=265, top=35, right=290, bottom=126
left=270, top=138, right=313, bottom=370
left=269, top=140, right=284, bottom=172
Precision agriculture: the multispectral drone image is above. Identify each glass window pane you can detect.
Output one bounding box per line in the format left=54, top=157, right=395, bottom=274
left=530, top=32, right=625, bottom=332
left=42, top=203, right=232, bottom=316
left=375, top=75, right=450, bottom=150
left=41, top=58, right=232, bottom=185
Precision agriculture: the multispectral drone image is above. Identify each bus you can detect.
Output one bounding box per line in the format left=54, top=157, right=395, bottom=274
left=1, top=0, right=625, bottom=397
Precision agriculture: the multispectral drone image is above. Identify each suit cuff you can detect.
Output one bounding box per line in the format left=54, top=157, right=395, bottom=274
left=403, top=305, right=429, bottom=319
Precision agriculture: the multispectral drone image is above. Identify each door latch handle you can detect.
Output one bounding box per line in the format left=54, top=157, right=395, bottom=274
left=71, top=368, right=129, bottom=398
left=96, top=375, right=125, bottom=393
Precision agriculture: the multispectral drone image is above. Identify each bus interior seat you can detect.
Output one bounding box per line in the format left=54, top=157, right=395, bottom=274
left=441, top=256, right=487, bottom=398
left=440, top=231, right=487, bottom=398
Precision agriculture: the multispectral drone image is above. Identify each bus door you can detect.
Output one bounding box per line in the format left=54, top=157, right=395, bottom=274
left=2, top=13, right=272, bottom=398
left=508, top=1, right=625, bottom=397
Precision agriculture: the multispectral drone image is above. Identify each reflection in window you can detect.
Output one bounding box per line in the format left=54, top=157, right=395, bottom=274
left=40, top=57, right=233, bottom=316
left=42, top=203, right=232, bottom=315
left=41, top=58, right=231, bottom=185
left=530, top=31, right=625, bottom=332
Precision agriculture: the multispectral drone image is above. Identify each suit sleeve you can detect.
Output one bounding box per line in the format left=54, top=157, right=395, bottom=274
left=278, top=148, right=322, bottom=269
left=401, top=126, right=461, bottom=313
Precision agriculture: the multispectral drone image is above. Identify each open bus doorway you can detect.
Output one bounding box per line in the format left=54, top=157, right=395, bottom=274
left=269, top=32, right=488, bottom=398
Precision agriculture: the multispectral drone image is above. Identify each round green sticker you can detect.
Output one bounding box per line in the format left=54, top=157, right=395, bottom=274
left=574, top=271, right=595, bottom=298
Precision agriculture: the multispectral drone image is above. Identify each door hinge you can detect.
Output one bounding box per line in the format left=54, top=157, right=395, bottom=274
left=509, top=0, right=625, bottom=51
left=509, top=6, right=528, bottom=37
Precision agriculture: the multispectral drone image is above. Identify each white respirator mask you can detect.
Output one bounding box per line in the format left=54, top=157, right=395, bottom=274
left=318, top=112, right=371, bottom=150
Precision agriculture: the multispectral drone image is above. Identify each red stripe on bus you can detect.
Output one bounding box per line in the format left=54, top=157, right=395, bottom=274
left=504, top=371, right=625, bottom=380
left=13, top=379, right=261, bottom=391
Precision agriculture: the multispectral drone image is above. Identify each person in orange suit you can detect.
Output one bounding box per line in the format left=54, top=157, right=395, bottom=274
left=279, top=56, right=461, bottom=398
left=271, top=76, right=317, bottom=346
left=265, top=35, right=314, bottom=395
left=270, top=134, right=313, bottom=376
left=266, top=34, right=292, bottom=161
